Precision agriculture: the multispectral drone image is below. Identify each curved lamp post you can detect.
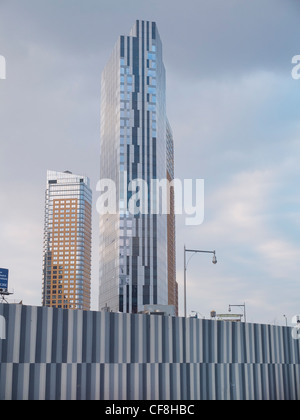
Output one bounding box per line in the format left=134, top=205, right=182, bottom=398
left=184, top=245, right=217, bottom=318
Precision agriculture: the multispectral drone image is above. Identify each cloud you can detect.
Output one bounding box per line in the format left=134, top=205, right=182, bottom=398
left=0, top=1, right=299, bottom=324
left=176, top=160, right=300, bottom=323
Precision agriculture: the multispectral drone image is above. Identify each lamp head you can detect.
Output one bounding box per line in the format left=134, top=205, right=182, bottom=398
left=212, top=254, right=217, bottom=264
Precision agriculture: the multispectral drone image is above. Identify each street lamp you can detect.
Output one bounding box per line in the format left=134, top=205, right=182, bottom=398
left=184, top=245, right=217, bottom=318
left=283, top=314, right=288, bottom=327
left=228, top=303, right=247, bottom=323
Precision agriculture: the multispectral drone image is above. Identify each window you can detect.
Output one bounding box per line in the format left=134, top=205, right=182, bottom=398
left=148, top=52, right=156, bottom=60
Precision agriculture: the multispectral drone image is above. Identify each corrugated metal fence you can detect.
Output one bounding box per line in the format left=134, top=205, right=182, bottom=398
left=0, top=303, right=299, bottom=400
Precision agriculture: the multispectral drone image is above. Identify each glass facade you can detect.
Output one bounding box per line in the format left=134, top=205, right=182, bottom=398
left=42, top=170, right=92, bottom=310
left=99, top=20, right=177, bottom=314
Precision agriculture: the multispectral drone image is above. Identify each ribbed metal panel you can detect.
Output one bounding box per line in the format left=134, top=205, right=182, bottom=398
left=0, top=303, right=299, bottom=400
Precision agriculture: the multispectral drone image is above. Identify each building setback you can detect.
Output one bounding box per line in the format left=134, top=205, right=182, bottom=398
left=99, top=20, right=178, bottom=314
left=42, top=170, right=92, bottom=310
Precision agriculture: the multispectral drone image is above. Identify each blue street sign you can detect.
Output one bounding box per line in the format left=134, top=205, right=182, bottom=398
left=0, top=268, right=9, bottom=291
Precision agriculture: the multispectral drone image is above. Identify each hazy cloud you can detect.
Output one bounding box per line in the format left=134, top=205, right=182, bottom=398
left=0, top=0, right=299, bottom=323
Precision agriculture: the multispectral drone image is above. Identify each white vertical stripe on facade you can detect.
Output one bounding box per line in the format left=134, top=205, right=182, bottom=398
left=256, top=364, right=263, bottom=400
left=245, top=324, right=254, bottom=363
left=114, top=364, right=119, bottom=400
left=165, top=363, right=171, bottom=400
left=185, top=318, right=190, bottom=363
left=138, top=314, right=143, bottom=362
left=243, top=363, right=250, bottom=400
left=235, top=364, right=242, bottom=400
left=269, top=324, right=275, bottom=363
left=103, top=363, right=110, bottom=400
left=213, top=320, right=218, bottom=363
left=167, top=317, right=173, bottom=363
left=265, top=326, right=271, bottom=364
left=278, top=326, right=284, bottom=364
left=100, top=312, right=106, bottom=363
left=277, top=364, right=284, bottom=400
left=117, top=314, right=123, bottom=363
left=264, top=363, right=271, bottom=399
left=152, top=363, right=159, bottom=400
left=197, top=320, right=202, bottom=363
left=76, top=310, right=83, bottom=364
left=178, top=318, right=183, bottom=363
left=145, top=363, right=151, bottom=400
left=12, top=304, right=22, bottom=362
left=126, top=314, right=131, bottom=363
left=93, top=363, right=100, bottom=400
left=221, top=363, right=228, bottom=400
left=122, top=362, right=128, bottom=400
left=29, top=306, right=37, bottom=362
left=65, top=364, right=72, bottom=400
left=67, top=310, right=73, bottom=363
left=236, top=324, right=241, bottom=363
left=175, top=363, right=181, bottom=399
left=85, top=313, right=92, bottom=363
left=45, top=308, right=53, bottom=363
left=227, top=321, right=232, bottom=363
left=149, top=315, right=155, bottom=363
left=157, top=316, right=162, bottom=363
left=190, top=319, right=196, bottom=364
left=38, top=363, right=46, bottom=400
left=60, top=363, right=67, bottom=400
left=210, top=364, right=216, bottom=400
left=189, top=363, right=195, bottom=400
left=226, top=363, right=232, bottom=400
left=259, top=324, right=264, bottom=363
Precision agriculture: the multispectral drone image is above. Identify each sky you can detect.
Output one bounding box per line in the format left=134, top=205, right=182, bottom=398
left=0, top=0, right=299, bottom=325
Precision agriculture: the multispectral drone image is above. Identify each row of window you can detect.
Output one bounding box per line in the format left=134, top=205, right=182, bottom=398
left=46, top=299, right=85, bottom=305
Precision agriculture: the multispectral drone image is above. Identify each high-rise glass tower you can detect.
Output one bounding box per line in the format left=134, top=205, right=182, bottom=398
left=42, top=170, right=92, bottom=310
left=99, top=20, right=177, bottom=314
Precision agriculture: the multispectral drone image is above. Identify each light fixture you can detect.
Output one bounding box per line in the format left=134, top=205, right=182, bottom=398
left=212, top=253, right=217, bottom=264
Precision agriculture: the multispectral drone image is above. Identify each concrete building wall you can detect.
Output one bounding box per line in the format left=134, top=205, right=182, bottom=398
left=0, top=303, right=299, bottom=400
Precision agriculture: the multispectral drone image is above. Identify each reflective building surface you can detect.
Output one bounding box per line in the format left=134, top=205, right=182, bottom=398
left=42, top=170, right=92, bottom=310
left=99, top=20, right=178, bottom=314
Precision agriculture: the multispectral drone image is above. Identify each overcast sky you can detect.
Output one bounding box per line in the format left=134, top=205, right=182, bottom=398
left=0, top=0, right=299, bottom=325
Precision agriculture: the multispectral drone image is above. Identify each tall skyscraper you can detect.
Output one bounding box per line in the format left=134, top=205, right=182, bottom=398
left=99, top=20, right=178, bottom=314
left=42, top=170, right=92, bottom=310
